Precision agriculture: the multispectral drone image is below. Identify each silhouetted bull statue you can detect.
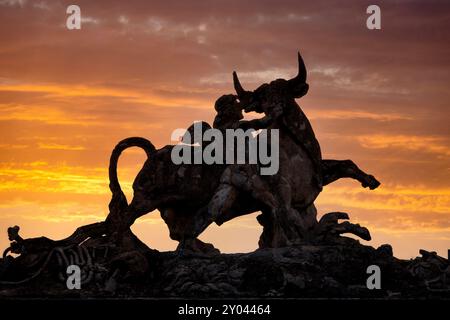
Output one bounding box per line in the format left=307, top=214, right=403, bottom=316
left=1, top=53, right=380, bottom=258
left=101, top=53, right=380, bottom=251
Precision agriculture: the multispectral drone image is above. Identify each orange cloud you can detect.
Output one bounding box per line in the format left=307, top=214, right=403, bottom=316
left=308, top=109, right=411, bottom=121
left=0, top=104, right=99, bottom=125
left=357, top=134, right=450, bottom=158
left=0, top=162, right=112, bottom=194
left=0, top=82, right=210, bottom=109
left=38, top=143, right=85, bottom=151
left=318, top=184, right=450, bottom=214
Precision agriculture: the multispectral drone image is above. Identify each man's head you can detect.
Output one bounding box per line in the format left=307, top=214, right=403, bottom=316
left=232, top=53, right=309, bottom=114
left=214, top=94, right=244, bottom=121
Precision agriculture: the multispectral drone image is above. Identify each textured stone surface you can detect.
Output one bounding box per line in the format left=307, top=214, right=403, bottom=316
left=1, top=236, right=449, bottom=298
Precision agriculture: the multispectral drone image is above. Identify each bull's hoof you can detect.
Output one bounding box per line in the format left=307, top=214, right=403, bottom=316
left=176, top=239, right=220, bottom=255
left=361, top=174, right=380, bottom=190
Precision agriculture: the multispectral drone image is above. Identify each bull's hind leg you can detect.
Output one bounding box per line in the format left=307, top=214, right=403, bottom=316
left=322, top=159, right=380, bottom=190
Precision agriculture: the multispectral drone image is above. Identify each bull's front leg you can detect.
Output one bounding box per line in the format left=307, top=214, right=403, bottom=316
left=322, top=159, right=380, bottom=190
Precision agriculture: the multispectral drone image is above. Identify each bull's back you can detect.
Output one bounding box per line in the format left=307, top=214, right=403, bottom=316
left=132, top=145, right=225, bottom=208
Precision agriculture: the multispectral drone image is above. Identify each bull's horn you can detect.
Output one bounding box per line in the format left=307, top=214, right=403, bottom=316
left=289, top=52, right=307, bottom=84
left=233, top=71, right=247, bottom=98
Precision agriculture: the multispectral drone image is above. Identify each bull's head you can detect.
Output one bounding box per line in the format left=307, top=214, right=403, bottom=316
left=232, top=52, right=309, bottom=114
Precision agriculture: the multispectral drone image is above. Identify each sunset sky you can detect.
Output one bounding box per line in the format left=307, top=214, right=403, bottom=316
left=0, top=0, right=448, bottom=258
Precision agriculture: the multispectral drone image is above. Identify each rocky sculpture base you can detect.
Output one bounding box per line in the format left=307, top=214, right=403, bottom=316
left=1, top=235, right=449, bottom=299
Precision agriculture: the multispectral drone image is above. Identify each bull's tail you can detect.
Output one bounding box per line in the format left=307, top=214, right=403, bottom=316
left=106, top=137, right=156, bottom=227
left=109, top=137, right=155, bottom=196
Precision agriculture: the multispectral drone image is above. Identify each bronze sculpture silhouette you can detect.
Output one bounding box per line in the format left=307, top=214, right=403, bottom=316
left=1, top=53, right=448, bottom=298
left=1, top=53, right=381, bottom=255
left=97, top=53, right=378, bottom=252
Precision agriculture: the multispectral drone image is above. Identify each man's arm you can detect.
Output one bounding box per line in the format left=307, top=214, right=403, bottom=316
left=238, top=115, right=273, bottom=130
